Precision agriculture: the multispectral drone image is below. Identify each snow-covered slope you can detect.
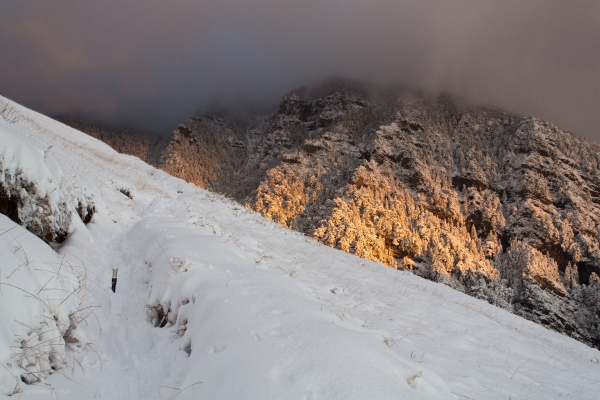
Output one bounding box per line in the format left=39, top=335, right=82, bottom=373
left=1, top=96, right=600, bottom=399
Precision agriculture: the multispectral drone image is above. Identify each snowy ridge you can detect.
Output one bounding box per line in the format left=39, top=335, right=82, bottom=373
left=0, top=97, right=599, bottom=398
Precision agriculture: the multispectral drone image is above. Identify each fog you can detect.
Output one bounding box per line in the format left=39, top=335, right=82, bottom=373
left=1, top=0, right=599, bottom=139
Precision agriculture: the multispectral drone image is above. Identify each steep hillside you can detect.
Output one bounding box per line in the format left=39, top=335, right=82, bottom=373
left=2, top=93, right=600, bottom=400
left=158, top=78, right=600, bottom=348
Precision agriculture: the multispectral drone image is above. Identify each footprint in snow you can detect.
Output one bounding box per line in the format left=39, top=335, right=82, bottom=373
left=210, top=344, right=228, bottom=353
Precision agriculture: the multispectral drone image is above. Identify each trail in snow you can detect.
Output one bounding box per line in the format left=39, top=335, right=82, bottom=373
left=2, top=97, right=600, bottom=399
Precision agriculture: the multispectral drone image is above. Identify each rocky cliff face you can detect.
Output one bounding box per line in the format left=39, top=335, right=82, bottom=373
left=109, top=78, right=600, bottom=348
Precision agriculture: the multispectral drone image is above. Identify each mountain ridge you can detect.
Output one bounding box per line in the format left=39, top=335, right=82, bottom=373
left=57, top=78, right=600, bottom=348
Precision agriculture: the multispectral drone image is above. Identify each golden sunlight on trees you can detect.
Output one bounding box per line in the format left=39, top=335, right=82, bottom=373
left=254, top=164, right=323, bottom=229
left=255, top=165, right=308, bottom=228
left=313, top=161, right=499, bottom=280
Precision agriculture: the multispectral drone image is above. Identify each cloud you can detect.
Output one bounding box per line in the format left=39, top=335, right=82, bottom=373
left=0, top=0, right=599, bottom=139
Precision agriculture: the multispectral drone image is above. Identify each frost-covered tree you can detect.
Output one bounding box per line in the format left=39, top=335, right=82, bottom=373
left=255, top=164, right=321, bottom=229
left=497, top=239, right=568, bottom=297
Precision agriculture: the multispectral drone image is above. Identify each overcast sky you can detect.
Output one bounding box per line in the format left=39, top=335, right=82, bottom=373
left=1, top=1, right=599, bottom=139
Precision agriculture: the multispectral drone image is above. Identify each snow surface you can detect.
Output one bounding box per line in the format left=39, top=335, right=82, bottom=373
left=1, top=96, right=600, bottom=399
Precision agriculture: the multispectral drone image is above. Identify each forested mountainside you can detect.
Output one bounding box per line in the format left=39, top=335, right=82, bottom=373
left=67, top=78, right=600, bottom=348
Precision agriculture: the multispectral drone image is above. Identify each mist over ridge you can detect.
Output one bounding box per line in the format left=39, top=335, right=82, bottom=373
left=0, top=1, right=599, bottom=140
